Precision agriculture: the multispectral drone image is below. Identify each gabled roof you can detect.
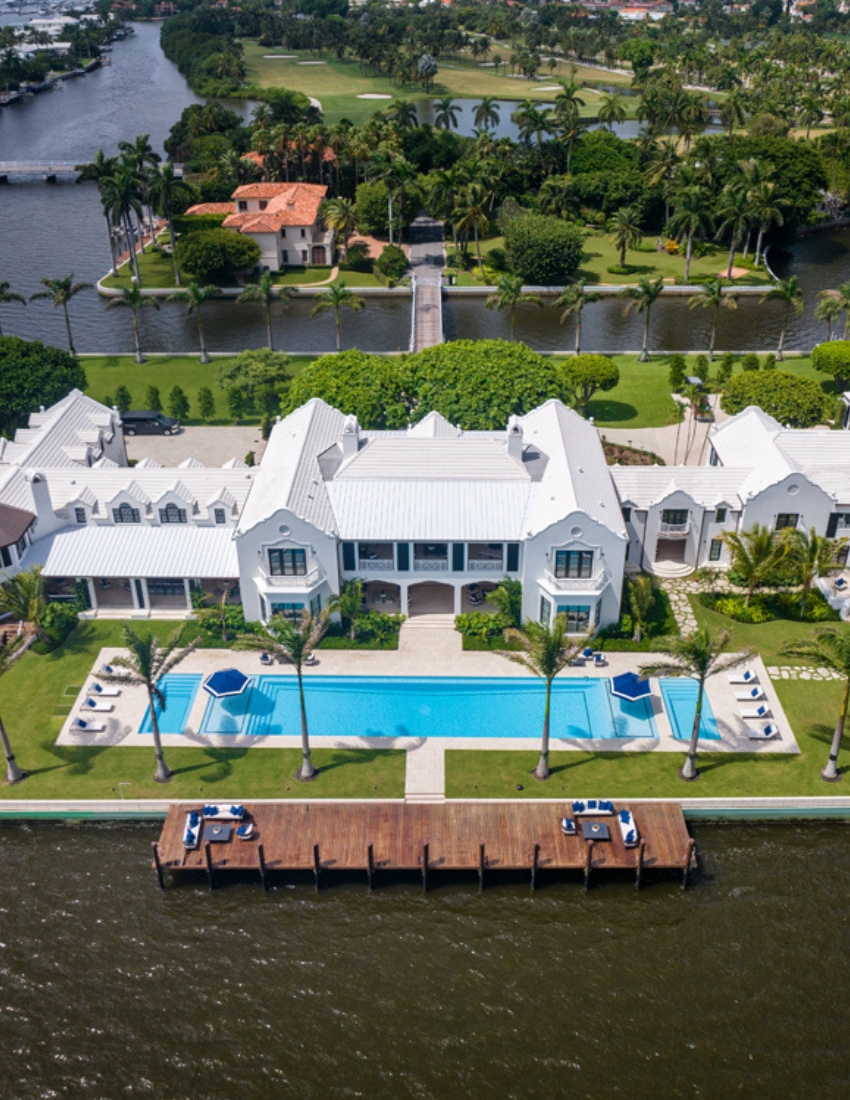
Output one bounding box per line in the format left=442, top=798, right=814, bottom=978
left=611, top=465, right=745, bottom=509
left=0, top=502, right=35, bottom=549
left=0, top=389, right=119, bottom=469
left=224, top=182, right=327, bottom=231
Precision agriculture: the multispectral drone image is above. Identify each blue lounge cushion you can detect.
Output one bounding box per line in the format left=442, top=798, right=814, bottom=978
left=619, top=809, right=629, bottom=822
left=572, top=800, right=586, bottom=813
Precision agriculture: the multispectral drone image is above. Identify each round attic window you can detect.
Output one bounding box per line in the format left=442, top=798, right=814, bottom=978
left=279, top=524, right=291, bottom=535
left=571, top=525, right=583, bottom=539
left=787, top=484, right=799, bottom=495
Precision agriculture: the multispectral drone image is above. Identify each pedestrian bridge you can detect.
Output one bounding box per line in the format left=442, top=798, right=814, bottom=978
left=0, top=162, right=184, bottom=181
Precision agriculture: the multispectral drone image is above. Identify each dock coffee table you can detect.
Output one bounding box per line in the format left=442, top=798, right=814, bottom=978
left=581, top=821, right=611, bottom=842
left=205, top=823, right=232, bottom=843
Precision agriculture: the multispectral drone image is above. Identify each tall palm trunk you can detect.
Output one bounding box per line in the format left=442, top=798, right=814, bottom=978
left=297, top=669, right=316, bottom=779
left=742, top=227, right=752, bottom=260
left=754, top=225, right=765, bottom=267
left=640, top=311, right=650, bottom=362
left=0, top=711, right=26, bottom=784
left=778, top=304, right=789, bottom=360
left=266, top=304, right=274, bottom=351
left=727, top=236, right=736, bottom=280
left=167, top=212, right=181, bottom=286
left=149, top=689, right=172, bottom=782
left=62, top=304, right=75, bottom=356
left=575, top=310, right=582, bottom=354
left=681, top=679, right=704, bottom=780
left=131, top=308, right=143, bottom=364
left=124, top=214, right=141, bottom=281
left=105, top=214, right=118, bottom=277
left=535, top=679, right=552, bottom=779
left=684, top=233, right=693, bottom=282
left=387, top=189, right=394, bottom=247
left=197, top=308, right=209, bottom=364
left=334, top=308, right=342, bottom=351
left=709, top=307, right=718, bottom=361
left=823, top=679, right=849, bottom=780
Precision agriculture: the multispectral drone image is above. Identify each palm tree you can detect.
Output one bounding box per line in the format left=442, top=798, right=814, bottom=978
left=310, top=282, right=365, bottom=352
left=689, top=279, right=738, bottom=361
left=433, top=96, right=460, bottom=131
left=597, top=92, right=627, bottom=131
left=0, top=634, right=31, bottom=784
left=782, top=527, right=846, bottom=617
left=781, top=626, right=850, bottom=780
left=194, top=591, right=232, bottom=645
left=0, top=280, right=26, bottom=337
left=166, top=283, right=219, bottom=363
left=29, top=275, right=92, bottom=355
left=497, top=615, right=587, bottom=780
left=452, top=183, right=490, bottom=275
left=96, top=625, right=198, bottom=783
left=554, top=282, right=601, bottom=354
left=101, top=163, right=145, bottom=282
left=329, top=579, right=365, bottom=641
left=640, top=628, right=753, bottom=780
left=628, top=575, right=655, bottom=642
left=749, top=181, right=785, bottom=268
left=619, top=276, right=665, bottom=362
left=714, top=183, right=750, bottom=280
left=761, top=276, right=804, bottom=360
left=667, top=185, right=713, bottom=283
left=486, top=275, right=543, bottom=340
left=388, top=99, right=418, bottom=130
left=607, top=205, right=643, bottom=268
left=835, top=281, right=850, bottom=340
left=553, top=78, right=585, bottom=126
left=473, top=96, right=500, bottom=130
left=722, top=523, right=789, bottom=605
left=321, top=197, right=358, bottom=261
left=237, top=274, right=296, bottom=352
left=146, top=161, right=193, bottom=286
left=105, top=285, right=161, bottom=364
left=235, top=610, right=331, bottom=780
left=0, top=567, right=49, bottom=646
left=511, top=99, right=552, bottom=147
left=75, top=149, right=120, bottom=276
left=720, top=88, right=748, bottom=134
left=487, top=576, right=523, bottom=628
left=815, top=291, right=842, bottom=342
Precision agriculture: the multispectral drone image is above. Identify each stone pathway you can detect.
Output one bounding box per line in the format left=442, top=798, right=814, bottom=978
left=766, top=665, right=843, bottom=682
left=404, top=740, right=446, bottom=803
left=659, top=578, right=702, bottom=634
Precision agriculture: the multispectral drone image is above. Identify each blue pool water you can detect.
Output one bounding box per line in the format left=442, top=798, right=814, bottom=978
left=140, top=674, right=202, bottom=734
left=658, top=679, right=721, bottom=741
left=198, top=675, right=658, bottom=740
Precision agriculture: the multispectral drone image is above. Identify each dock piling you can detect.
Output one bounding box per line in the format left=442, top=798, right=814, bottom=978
left=479, top=842, right=485, bottom=891
left=531, top=842, right=539, bottom=891
left=635, top=839, right=645, bottom=890
left=682, top=838, right=696, bottom=889
left=422, top=842, right=429, bottom=891
left=258, top=843, right=267, bottom=890
left=204, top=842, right=214, bottom=891
left=367, top=843, right=375, bottom=891
left=151, top=841, right=165, bottom=890
left=313, top=843, right=321, bottom=892
left=584, top=840, right=594, bottom=891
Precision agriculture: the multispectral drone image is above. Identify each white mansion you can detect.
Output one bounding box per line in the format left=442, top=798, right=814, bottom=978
left=0, top=390, right=849, bottom=631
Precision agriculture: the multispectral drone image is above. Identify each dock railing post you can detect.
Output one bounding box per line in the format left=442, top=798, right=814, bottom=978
left=635, top=839, right=645, bottom=890
left=367, top=843, right=374, bottom=891
left=258, top=843, right=267, bottom=890
left=479, top=842, right=485, bottom=892
left=151, top=841, right=165, bottom=890
left=422, top=842, right=429, bottom=891
left=584, top=840, right=594, bottom=891
left=313, top=843, right=321, bottom=892
left=682, top=837, right=696, bottom=889
left=531, top=842, right=539, bottom=891
left=204, top=841, right=214, bottom=891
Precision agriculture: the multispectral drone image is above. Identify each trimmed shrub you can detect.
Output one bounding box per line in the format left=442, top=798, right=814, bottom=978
left=39, top=602, right=80, bottom=648
left=174, top=228, right=260, bottom=283
left=698, top=589, right=838, bottom=623
left=503, top=214, right=585, bottom=286
left=172, top=213, right=228, bottom=235
left=455, top=611, right=510, bottom=642
left=340, top=241, right=373, bottom=273
left=721, top=371, right=828, bottom=427
left=741, top=353, right=760, bottom=372
left=668, top=354, right=687, bottom=390
left=376, top=243, right=408, bottom=284
left=812, top=340, right=850, bottom=390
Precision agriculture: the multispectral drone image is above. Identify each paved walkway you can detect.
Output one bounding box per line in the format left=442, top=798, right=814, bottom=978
left=599, top=395, right=727, bottom=467
left=408, top=215, right=444, bottom=351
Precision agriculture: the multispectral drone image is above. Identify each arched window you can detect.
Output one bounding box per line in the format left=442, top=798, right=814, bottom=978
left=112, top=502, right=140, bottom=524
left=159, top=502, right=187, bottom=524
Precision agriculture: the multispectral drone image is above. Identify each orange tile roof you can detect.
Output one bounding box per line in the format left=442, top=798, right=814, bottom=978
left=224, top=183, right=327, bottom=230
left=186, top=202, right=236, bottom=216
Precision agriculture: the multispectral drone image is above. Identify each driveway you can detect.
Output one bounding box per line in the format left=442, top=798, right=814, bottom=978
left=125, top=426, right=267, bottom=468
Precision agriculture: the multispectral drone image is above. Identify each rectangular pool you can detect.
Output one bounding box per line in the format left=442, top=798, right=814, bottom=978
left=140, top=674, right=202, bottom=735
left=198, top=675, right=658, bottom=740
left=658, top=679, right=721, bottom=741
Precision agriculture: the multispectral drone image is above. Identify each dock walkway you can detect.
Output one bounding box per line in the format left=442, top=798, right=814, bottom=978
left=408, top=215, right=444, bottom=352
left=155, top=801, right=695, bottom=888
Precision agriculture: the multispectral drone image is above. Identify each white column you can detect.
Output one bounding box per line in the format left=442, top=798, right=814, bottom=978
left=183, top=578, right=192, bottom=611
left=130, top=578, right=140, bottom=610
left=453, top=584, right=462, bottom=615
left=85, top=578, right=97, bottom=611
left=140, top=578, right=150, bottom=610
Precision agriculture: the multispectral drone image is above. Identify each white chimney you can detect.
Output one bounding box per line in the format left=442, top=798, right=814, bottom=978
left=506, top=415, right=524, bottom=461
left=341, top=414, right=360, bottom=458
left=24, top=469, right=53, bottom=523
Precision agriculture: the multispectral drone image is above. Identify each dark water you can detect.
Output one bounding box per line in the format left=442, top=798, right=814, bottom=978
left=1, top=821, right=848, bottom=1098
left=0, top=23, right=842, bottom=354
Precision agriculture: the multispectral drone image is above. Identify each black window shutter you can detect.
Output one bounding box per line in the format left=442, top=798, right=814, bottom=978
left=342, top=542, right=356, bottom=571
left=397, top=542, right=410, bottom=571
left=827, top=514, right=839, bottom=538
left=506, top=543, right=520, bottom=572
left=452, top=543, right=465, bottom=571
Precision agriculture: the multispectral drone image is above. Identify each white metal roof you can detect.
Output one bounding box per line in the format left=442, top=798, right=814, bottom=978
left=23, top=524, right=238, bottom=578
left=0, top=389, right=120, bottom=469
left=336, top=438, right=529, bottom=481
left=611, top=466, right=746, bottom=509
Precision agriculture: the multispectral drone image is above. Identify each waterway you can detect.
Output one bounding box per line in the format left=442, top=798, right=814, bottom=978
left=0, top=820, right=848, bottom=1097
left=0, top=21, right=844, bottom=355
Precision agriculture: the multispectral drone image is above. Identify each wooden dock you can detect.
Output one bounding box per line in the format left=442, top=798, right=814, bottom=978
left=153, top=802, right=696, bottom=890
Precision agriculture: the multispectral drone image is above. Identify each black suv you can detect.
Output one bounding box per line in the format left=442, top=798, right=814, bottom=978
left=121, top=411, right=180, bottom=436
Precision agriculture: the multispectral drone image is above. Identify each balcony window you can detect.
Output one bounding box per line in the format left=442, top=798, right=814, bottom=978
left=556, top=604, right=591, bottom=632
left=414, top=543, right=448, bottom=571
left=776, top=513, right=799, bottom=531
left=554, top=550, right=593, bottom=579
left=270, top=601, right=304, bottom=621
left=113, top=503, right=140, bottom=524
left=269, top=548, right=306, bottom=576
left=468, top=543, right=503, bottom=571
left=358, top=542, right=394, bottom=570
left=310, top=594, right=322, bottom=617
left=827, top=514, right=850, bottom=537
left=661, top=509, right=688, bottom=527
left=159, top=503, right=187, bottom=524
left=506, top=542, right=520, bottom=572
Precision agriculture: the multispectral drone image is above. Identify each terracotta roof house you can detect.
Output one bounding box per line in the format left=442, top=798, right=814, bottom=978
left=222, top=182, right=334, bottom=270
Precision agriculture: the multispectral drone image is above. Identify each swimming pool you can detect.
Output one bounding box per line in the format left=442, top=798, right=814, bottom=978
left=658, top=678, right=721, bottom=741
left=140, top=674, right=202, bottom=735
left=198, top=675, right=658, bottom=740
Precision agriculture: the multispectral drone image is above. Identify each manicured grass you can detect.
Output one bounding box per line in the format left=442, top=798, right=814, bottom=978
left=242, top=44, right=630, bottom=124
left=0, top=621, right=405, bottom=801
left=79, top=354, right=316, bottom=426
left=446, top=599, right=849, bottom=798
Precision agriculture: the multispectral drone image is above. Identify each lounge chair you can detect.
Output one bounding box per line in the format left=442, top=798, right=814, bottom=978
left=100, top=663, right=130, bottom=678
left=259, top=652, right=273, bottom=666
left=90, top=681, right=121, bottom=697
left=735, top=686, right=765, bottom=702
left=618, top=808, right=639, bottom=848
left=747, top=723, right=780, bottom=740
left=728, top=669, right=757, bottom=685
left=741, top=703, right=771, bottom=720
left=572, top=799, right=614, bottom=816
left=304, top=651, right=317, bottom=666
left=593, top=652, right=607, bottom=667
left=236, top=823, right=255, bottom=840
left=82, top=698, right=113, bottom=712
left=560, top=817, right=576, bottom=836
left=835, top=577, right=848, bottom=591
left=72, top=717, right=105, bottom=732
left=201, top=803, right=245, bottom=821
left=183, top=810, right=202, bottom=849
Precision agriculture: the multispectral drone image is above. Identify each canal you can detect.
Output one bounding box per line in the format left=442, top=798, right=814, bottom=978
left=0, top=820, right=847, bottom=1097
left=0, top=21, right=845, bottom=354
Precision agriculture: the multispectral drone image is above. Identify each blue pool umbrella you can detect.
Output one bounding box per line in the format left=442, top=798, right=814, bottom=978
left=610, top=671, right=652, bottom=702
left=203, top=668, right=252, bottom=698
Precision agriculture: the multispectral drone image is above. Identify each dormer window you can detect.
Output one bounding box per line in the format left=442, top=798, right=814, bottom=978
left=716, top=507, right=727, bottom=523
left=238, top=200, right=248, bottom=212
left=159, top=503, right=187, bottom=524
left=75, top=507, right=86, bottom=524
left=113, top=503, right=140, bottom=524
left=214, top=508, right=226, bottom=525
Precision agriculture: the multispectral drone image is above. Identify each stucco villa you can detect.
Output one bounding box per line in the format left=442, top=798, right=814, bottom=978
left=0, top=390, right=849, bottom=628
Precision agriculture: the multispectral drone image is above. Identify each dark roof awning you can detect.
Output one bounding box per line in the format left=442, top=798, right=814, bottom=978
left=0, top=503, right=36, bottom=549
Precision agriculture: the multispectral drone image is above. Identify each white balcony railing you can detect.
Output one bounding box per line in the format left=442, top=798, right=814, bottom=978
left=658, top=521, right=690, bottom=538
left=467, top=559, right=504, bottom=572
left=260, top=566, right=324, bottom=589
left=358, top=559, right=395, bottom=572
left=543, top=562, right=610, bottom=592
left=413, top=559, right=449, bottom=572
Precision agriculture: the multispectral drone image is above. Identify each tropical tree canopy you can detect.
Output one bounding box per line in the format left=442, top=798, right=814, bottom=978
left=502, top=214, right=585, bottom=286
left=0, top=337, right=86, bottom=434
left=174, top=228, right=261, bottom=282
left=720, top=371, right=828, bottom=428
left=557, top=354, right=620, bottom=416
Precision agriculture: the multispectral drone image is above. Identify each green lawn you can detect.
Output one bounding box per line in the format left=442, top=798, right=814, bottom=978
left=242, top=44, right=631, bottom=125
left=446, top=598, right=848, bottom=798
left=79, top=354, right=316, bottom=426
left=0, top=621, right=405, bottom=802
